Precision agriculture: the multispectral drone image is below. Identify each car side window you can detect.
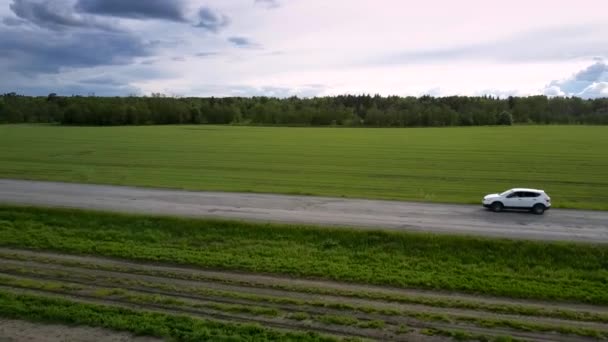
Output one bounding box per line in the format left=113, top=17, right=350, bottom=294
left=506, top=192, right=518, bottom=198
left=527, top=192, right=540, bottom=198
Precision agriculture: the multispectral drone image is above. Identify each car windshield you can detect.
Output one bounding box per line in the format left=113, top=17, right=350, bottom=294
left=500, top=190, right=512, bottom=196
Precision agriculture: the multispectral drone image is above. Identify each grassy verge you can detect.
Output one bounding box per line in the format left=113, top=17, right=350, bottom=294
left=0, top=291, right=337, bottom=341
left=0, top=206, right=607, bottom=304
left=1, top=125, right=607, bottom=209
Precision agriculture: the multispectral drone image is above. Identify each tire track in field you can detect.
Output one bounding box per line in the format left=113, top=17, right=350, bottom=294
left=1, top=249, right=607, bottom=341
left=2, top=258, right=607, bottom=333
left=1, top=247, right=605, bottom=314
left=0, top=281, right=583, bottom=342
left=0, top=285, right=402, bottom=341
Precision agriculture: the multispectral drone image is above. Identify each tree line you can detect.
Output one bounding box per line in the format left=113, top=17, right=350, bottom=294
left=1, top=93, right=607, bottom=126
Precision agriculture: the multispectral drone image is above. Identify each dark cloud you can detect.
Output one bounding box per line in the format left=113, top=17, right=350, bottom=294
left=6, top=82, right=140, bottom=96
left=75, top=0, right=187, bottom=22
left=255, top=0, right=281, bottom=9
left=0, top=26, right=152, bottom=74
left=195, top=7, right=229, bottom=33
left=0, top=69, right=142, bottom=96
left=544, top=60, right=608, bottom=98
left=8, top=0, right=117, bottom=31
left=78, top=75, right=125, bottom=86
left=228, top=36, right=261, bottom=49
left=2, top=16, right=28, bottom=26
left=75, top=1, right=230, bottom=31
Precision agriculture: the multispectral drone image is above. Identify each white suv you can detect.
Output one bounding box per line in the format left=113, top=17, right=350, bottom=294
left=483, top=188, right=551, bottom=215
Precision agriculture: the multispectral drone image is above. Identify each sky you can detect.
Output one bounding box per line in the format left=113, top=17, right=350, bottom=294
left=1, top=0, right=607, bottom=98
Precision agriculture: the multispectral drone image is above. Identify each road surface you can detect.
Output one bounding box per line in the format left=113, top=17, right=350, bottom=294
left=0, top=179, right=606, bottom=242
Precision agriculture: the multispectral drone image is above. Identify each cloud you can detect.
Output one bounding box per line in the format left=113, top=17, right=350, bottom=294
left=22, top=81, right=139, bottom=96
left=0, top=68, right=143, bottom=96
left=577, top=83, right=608, bottom=99
left=543, top=60, right=608, bottom=98
left=475, top=89, right=524, bottom=98
left=76, top=1, right=229, bottom=31
left=255, top=0, right=281, bottom=9
left=195, top=7, right=229, bottom=33
left=189, top=84, right=325, bottom=98
left=75, top=0, right=186, bottom=22
left=0, top=26, right=152, bottom=74
left=195, top=52, right=219, bottom=58
left=8, top=0, right=117, bottom=31
left=383, top=26, right=608, bottom=64
left=78, top=75, right=125, bottom=86
left=2, top=16, right=27, bottom=26
left=228, top=36, right=261, bottom=49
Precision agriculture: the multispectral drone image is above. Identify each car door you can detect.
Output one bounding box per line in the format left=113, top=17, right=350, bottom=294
left=503, top=191, right=523, bottom=208
left=525, top=192, right=541, bottom=207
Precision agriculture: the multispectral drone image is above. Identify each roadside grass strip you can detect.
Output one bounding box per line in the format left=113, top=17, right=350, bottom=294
left=1, top=206, right=607, bottom=304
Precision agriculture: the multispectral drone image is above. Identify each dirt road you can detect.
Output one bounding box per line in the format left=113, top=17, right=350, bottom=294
left=1, top=179, right=607, bottom=242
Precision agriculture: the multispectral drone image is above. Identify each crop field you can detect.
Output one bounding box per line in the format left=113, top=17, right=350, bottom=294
left=0, top=206, right=607, bottom=341
left=0, top=124, right=607, bottom=209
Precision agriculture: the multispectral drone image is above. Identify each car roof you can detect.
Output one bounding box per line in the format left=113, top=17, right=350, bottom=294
left=509, top=188, right=545, bottom=193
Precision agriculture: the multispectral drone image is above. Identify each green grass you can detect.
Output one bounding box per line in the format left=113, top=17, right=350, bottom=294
left=420, top=328, right=520, bottom=342
left=1, top=124, right=607, bottom=209
left=317, top=314, right=360, bottom=327
left=287, top=312, right=311, bottom=321
left=0, top=291, right=336, bottom=341
left=457, top=316, right=608, bottom=339
left=4, top=251, right=606, bottom=324
left=8, top=262, right=607, bottom=337
left=4, top=273, right=605, bottom=340
left=1, top=206, right=607, bottom=304
left=0, top=274, right=83, bottom=292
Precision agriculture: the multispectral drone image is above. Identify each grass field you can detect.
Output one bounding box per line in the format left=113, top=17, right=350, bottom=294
left=0, top=292, right=336, bottom=342
left=1, top=206, right=607, bottom=341
left=1, top=124, right=607, bottom=209
left=1, top=206, right=607, bottom=303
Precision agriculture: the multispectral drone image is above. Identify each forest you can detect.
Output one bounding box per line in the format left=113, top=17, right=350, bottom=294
left=1, top=93, right=607, bottom=126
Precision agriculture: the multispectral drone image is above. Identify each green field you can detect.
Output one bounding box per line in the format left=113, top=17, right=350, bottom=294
left=1, top=124, right=607, bottom=209
left=0, top=292, right=334, bottom=342
left=2, top=206, right=607, bottom=303
left=1, top=206, right=608, bottom=341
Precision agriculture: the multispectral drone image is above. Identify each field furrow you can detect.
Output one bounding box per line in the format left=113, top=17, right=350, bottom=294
left=1, top=248, right=607, bottom=341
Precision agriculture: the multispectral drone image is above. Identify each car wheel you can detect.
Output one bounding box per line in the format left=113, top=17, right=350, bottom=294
left=532, top=204, right=545, bottom=215
left=491, top=202, right=503, bottom=212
